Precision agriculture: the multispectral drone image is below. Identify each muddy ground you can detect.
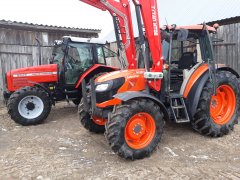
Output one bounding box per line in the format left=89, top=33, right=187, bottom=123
left=0, top=102, right=240, bottom=180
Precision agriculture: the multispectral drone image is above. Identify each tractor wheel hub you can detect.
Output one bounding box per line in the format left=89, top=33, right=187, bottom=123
left=26, top=102, right=35, bottom=111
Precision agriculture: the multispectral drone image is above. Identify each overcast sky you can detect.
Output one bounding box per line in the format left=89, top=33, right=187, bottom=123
left=0, top=0, right=239, bottom=41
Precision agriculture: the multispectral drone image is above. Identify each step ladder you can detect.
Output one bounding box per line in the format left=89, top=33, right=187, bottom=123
left=169, top=93, right=190, bottom=123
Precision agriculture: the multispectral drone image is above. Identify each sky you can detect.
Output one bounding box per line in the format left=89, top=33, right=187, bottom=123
left=0, top=0, right=239, bottom=41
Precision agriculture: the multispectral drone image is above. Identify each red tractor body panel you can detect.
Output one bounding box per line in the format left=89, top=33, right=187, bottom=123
left=6, top=64, right=58, bottom=92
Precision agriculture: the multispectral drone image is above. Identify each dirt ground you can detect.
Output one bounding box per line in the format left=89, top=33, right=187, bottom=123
left=0, top=102, right=240, bottom=180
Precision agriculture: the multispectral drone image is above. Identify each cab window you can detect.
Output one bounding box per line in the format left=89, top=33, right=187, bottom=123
left=97, top=46, right=105, bottom=64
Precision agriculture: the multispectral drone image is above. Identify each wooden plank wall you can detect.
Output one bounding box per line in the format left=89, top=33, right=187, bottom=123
left=214, top=22, right=240, bottom=73
left=0, top=27, right=90, bottom=100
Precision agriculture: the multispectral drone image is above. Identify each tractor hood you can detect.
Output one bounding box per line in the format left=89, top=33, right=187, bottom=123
left=6, top=64, right=58, bottom=92
left=95, top=69, right=145, bottom=83
left=95, top=69, right=147, bottom=95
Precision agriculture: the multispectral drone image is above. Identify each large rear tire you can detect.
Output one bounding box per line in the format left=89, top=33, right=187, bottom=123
left=105, top=99, right=164, bottom=160
left=191, top=71, right=239, bottom=137
left=78, top=99, right=105, bottom=133
left=7, top=86, right=52, bottom=126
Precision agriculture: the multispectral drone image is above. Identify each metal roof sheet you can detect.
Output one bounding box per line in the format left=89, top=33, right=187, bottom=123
left=0, top=19, right=101, bottom=34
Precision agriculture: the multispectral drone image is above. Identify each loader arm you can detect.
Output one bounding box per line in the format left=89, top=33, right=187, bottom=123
left=80, top=0, right=137, bottom=69
left=133, top=0, right=163, bottom=91
left=80, top=0, right=163, bottom=91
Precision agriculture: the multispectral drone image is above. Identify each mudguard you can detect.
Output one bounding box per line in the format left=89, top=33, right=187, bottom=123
left=34, top=83, right=55, bottom=105
left=113, top=91, right=170, bottom=121
left=185, top=66, right=239, bottom=118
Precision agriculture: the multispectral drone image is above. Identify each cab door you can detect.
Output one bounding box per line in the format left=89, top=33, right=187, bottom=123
left=65, top=43, right=94, bottom=85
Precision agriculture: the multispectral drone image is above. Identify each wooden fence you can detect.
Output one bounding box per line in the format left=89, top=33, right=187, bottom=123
left=214, top=22, right=240, bottom=73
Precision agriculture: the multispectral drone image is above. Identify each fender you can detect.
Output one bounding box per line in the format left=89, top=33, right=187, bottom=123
left=183, top=64, right=239, bottom=98
left=113, top=91, right=170, bottom=121
left=75, top=64, right=118, bottom=88
left=33, top=83, right=55, bottom=106
left=217, top=66, right=239, bottom=78
left=185, top=71, right=209, bottom=118
left=185, top=66, right=239, bottom=118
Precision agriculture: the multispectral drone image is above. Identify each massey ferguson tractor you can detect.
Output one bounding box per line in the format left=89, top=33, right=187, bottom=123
left=79, top=0, right=240, bottom=160
left=4, top=36, right=119, bottom=125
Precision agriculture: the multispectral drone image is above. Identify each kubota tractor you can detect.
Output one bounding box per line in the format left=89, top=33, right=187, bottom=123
left=4, top=36, right=119, bottom=125
left=79, top=0, right=240, bottom=160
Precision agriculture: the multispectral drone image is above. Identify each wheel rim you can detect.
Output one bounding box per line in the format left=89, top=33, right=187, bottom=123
left=125, top=112, right=156, bottom=149
left=92, top=116, right=106, bottom=126
left=210, top=85, right=236, bottom=125
left=18, top=95, right=44, bottom=119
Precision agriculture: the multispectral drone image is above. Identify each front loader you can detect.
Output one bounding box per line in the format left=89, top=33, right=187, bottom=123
left=79, top=0, right=240, bottom=160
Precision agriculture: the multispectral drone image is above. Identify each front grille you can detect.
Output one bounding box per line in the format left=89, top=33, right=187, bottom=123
left=96, top=77, right=124, bottom=104
left=96, top=87, right=119, bottom=103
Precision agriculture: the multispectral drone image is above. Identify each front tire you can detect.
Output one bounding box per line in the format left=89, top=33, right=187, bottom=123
left=78, top=73, right=108, bottom=133
left=191, top=71, right=239, bottom=137
left=7, top=86, right=52, bottom=125
left=72, top=99, right=80, bottom=106
left=78, top=99, right=105, bottom=133
left=105, top=99, right=164, bottom=160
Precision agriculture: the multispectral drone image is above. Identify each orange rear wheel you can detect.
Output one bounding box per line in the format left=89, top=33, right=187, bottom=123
left=125, top=112, right=156, bottom=149
left=210, top=85, right=236, bottom=125
left=191, top=71, right=239, bottom=137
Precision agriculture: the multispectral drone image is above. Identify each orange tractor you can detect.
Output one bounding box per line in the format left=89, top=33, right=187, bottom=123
left=80, top=0, right=240, bottom=160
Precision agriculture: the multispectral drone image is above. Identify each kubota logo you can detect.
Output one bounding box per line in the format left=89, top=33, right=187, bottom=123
left=151, top=6, right=158, bottom=36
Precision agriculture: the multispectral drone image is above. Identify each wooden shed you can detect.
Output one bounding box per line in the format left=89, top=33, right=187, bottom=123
left=0, top=20, right=100, bottom=100
left=208, top=16, right=240, bottom=73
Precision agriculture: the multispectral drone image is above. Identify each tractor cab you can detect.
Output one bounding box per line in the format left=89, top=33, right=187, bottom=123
left=51, top=36, right=117, bottom=86
left=161, top=25, right=218, bottom=93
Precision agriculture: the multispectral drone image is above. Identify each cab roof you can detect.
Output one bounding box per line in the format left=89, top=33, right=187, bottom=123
left=163, top=24, right=217, bottom=33
left=63, top=36, right=105, bottom=44
left=175, top=25, right=216, bottom=32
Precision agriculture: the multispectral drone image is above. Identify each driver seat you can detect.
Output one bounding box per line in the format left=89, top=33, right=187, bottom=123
left=172, top=51, right=197, bottom=74
left=179, top=51, right=197, bottom=70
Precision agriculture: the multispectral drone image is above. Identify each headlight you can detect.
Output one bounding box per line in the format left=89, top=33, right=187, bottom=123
left=95, top=83, right=109, bottom=92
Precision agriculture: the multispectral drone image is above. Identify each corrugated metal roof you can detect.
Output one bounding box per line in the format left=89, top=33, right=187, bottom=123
left=0, top=19, right=101, bottom=34
left=207, top=16, right=240, bottom=26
